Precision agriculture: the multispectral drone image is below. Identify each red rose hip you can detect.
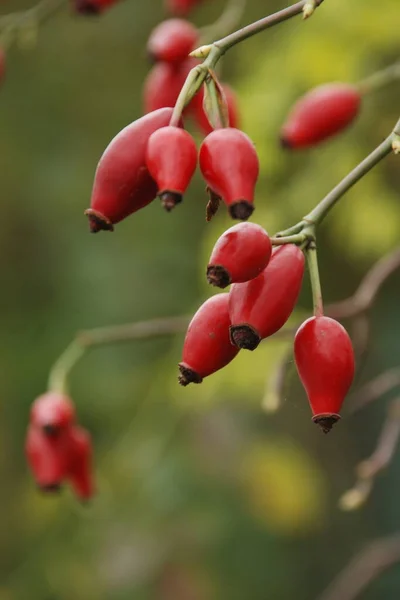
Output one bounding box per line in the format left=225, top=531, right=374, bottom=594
left=0, top=48, right=5, bottom=85
left=294, top=316, right=355, bottom=433
left=147, top=19, right=199, bottom=64
left=143, top=60, right=193, bottom=114
left=30, top=392, right=75, bottom=435
left=281, top=83, right=361, bottom=149
left=66, top=426, right=94, bottom=501
left=207, top=223, right=272, bottom=288
left=178, top=294, right=239, bottom=386
left=146, top=126, right=197, bottom=211
left=85, top=107, right=175, bottom=232
left=26, top=426, right=69, bottom=491
left=199, top=128, right=259, bottom=220
left=229, top=244, right=305, bottom=350
left=165, top=0, right=203, bottom=15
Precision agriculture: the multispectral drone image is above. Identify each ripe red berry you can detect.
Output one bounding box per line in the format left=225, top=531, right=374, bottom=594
left=66, top=426, right=94, bottom=501
left=229, top=244, right=305, bottom=350
left=178, top=294, right=239, bottom=386
left=207, top=223, right=272, bottom=288
left=143, top=60, right=192, bottom=114
left=294, top=316, right=355, bottom=433
left=199, top=128, right=259, bottom=220
left=147, top=19, right=199, bottom=64
left=30, top=392, right=75, bottom=435
left=0, top=48, right=5, bottom=85
left=85, top=107, right=176, bottom=233
left=73, top=0, right=119, bottom=14
left=193, top=84, right=240, bottom=135
left=146, top=126, right=197, bottom=211
left=25, top=425, right=68, bottom=491
left=281, top=83, right=361, bottom=149
left=165, top=0, right=203, bottom=15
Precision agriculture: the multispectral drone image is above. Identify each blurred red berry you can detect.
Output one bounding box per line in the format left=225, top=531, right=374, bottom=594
left=30, top=392, right=75, bottom=435
left=26, top=426, right=69, bottom=491
left=144, top=61, right=189, bottom=113
left=199, top=128, right=259, bottom=220
left=178, top=294, right=239, bottom=386
left=147, top=19, right=199, bottom=64
left=85, top=107, right=177, bottom=232
left=0, top=48, right=5, bottom=85
left=294, top=316, right=355, bottom=433
left=229, top=244, right=305, bottom=350
left=193, top=84, right=240, bottom=134
left=73, top=0, right=120, bottom=15
left=146, top=126, right=197, bottom=211
left=207, top=223, right=272, bottom=288
left=66, top=426, right=94, bottom=501
left=281, top=83, right=361, bottom=149
left=165, top=0, right=204, bottom=16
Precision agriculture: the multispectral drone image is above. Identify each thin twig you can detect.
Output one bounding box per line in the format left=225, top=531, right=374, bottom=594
left=317, top=532, right=400, bottom=600
left=261, top=347, right=293, bottom=413
left=347, top=368, right=400, bottom=414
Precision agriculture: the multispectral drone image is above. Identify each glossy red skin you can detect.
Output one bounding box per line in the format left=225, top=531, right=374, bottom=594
left=73, top=0, right=119, bottom=14
left=30, top=392, right=75, bottom=432
left=146, top=126, right=197, bottom=195
left=229, top=244, right=305, bottom=339
left=26, top=425, right=69, bottom=488
left=87, top=107, right=174, bottom=231
left=208, top=223, right=271, bottom=285
left=199, top=128, right=259, bottom=208
left=165, top=0, right=203, bottom=15
left=66, top=426, right=94, bottom=501
left=144, top=62, right=189, bottom=114
left=294, top=316, right=355, bottom=417
left=281, top=83, right=361, bottom=148
left=147, top=19, right=199, bottom=64
left=0, top=48, right=5, bottom=85
left=193, top=84, right=240, bottom=135
left=180, top=294, right=239, bottom=381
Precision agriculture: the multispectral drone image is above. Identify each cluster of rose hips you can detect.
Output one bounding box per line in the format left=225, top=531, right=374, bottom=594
left=26, top=392, right=94, bottom=500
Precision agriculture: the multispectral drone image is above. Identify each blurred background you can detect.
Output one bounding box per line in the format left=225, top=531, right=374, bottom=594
left=0, top=0, right=400, bottom=598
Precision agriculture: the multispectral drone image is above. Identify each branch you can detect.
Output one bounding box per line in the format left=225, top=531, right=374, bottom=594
left=358, top=59, right=400, bottom=95
left=347, top=368, right=400, bottom=414
left=317, top=532, right=400, bottom=600
left=199, top=0, right=247, bottom=45
left=0, top=0, right=66, bottom=50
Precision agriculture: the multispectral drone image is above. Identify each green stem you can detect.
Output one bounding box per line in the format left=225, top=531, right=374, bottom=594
left=306, top=240, right=324, bottom=317
left=199, top=0, right=247, bottom=45
left=0, top=0, right=66, bottom=49
left=47, top=317, right=189, bottom=396
left=169, top=64, right=208, bottom=126
left=270, top=233, right=307, bottom=246
left=204, top=75, right=226, bottom=129
left=358, top=60, right=400, bottom=95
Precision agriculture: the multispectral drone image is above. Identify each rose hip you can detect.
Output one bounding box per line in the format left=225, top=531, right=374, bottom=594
left=146, top=126, right=197, bottom=211
left=0, top=48, right=5, bottom=85
left=229, top=244, right=305, bottom=350
left=207, top=223, right=272, bottom=288
left=294, top=316, right=355, bottom=433
left=281, top=83, right=361, bottom=149
left=143, top=60, right=193, bottom=114
left=199, top=128, right=259, bottom=220
left=85, top=107, right=176, bottom=232
left=178, top=294, right=239, bottom=386
left=165, top=0, right=203, bottom=15
left=30, top=392, right=75, bottom=435
left=66, top=426, right=94, bottom=501
left=147, top=19, right=199, bottom=64
left=26, top=426, right=69, bottom=491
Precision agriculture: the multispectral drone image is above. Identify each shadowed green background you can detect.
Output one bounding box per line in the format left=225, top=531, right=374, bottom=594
left=0, top=0, right=400, bottom=598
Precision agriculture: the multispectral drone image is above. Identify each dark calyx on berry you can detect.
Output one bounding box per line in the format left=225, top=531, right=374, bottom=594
left=178, top=363, right=203, bottom=386
left=206, top=265, right=231, bottom=289
left=313, top=413, right=340, bottom=434
left=39, top=483, right=62, bottom=493
left=84, top=208, right=114, bottom=233
left=159, top=191, right=182, bottom=212
left=280, top=135, right=292, bottom=149
left=229, top=324, right=261, bottom=351
left=42, top=424, right=60, bottom=436
left=74, top=0, right=101, bottom=15
left=229, top=200, right=254, bottom=221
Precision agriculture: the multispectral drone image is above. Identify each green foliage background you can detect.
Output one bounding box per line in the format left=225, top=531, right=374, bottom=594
left=0, top=0, right=399, bottom=598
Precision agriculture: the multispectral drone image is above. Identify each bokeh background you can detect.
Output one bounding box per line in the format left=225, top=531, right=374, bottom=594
left=0, top=0, right=400, bottom=598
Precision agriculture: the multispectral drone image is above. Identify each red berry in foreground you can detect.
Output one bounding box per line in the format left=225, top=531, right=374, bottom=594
left=30, top=392, right=75, bottom=435
left=146, top=126, right=197, bottom=211
left=193, top=84, right=240, bottom=135
left=229, top=244, right=305, bottom=350
left=26, top=426, right=68, bottom=491
left=73, top=0, right=119, bottom=15
left=66, top=426, right=94, bottom=501
left=281, top=83, right=361, bottom=149
left=199, top=128, right=259, bottom=220
left=294, top=316, right=355, bottom=433
left=85, top=107, right=175, bottom=232
left=165, top=0, right=203, bottom=15
left=147, top=19, right=199, bottom=64
left=178, top=294, right=239, bottom=386
left=207, top=223, right=272, bottom=288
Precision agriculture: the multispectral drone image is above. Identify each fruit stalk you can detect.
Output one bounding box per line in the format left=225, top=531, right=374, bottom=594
left=306, top=240, right=324, bottom=317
